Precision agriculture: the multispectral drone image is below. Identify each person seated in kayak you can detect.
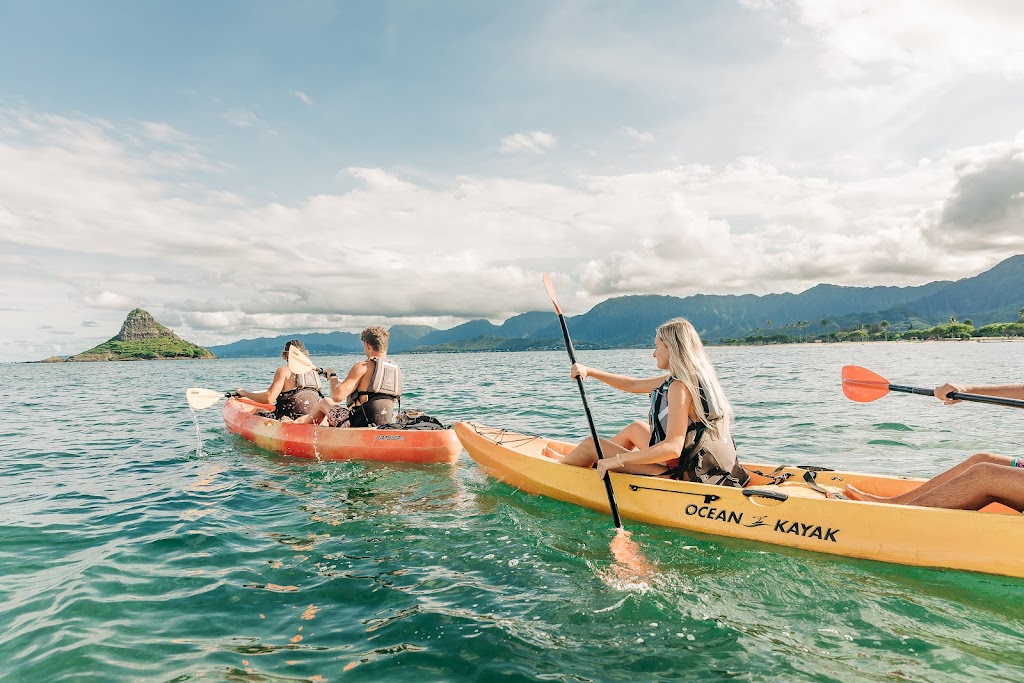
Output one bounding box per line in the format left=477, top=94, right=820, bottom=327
left=550, top=317, right=749, bottom=487
left=291, top=325, right=403, bottom=428
left=846, top=381, right=1024, bottom=511
left=235, top=339, right=323, bottom=420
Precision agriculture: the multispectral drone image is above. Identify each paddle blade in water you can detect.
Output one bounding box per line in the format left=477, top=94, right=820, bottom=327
left=288, top=345, right=316, bottom=375
left=841, top=365, right=892, bottom=403
left=542, top=273, right=563, bottom=315
left=186, top=388, right=227, bottom=410
left=607, top=528, right=654, bottom=590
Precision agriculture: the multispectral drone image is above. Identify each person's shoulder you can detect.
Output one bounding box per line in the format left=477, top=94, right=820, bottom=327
left=273, top=365, right=290, bottom=378
left=667, top=378, right=692, bottom=400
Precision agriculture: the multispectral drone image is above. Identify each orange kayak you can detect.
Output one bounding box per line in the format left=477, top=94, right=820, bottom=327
left=222, top=398, right=461, bottom=464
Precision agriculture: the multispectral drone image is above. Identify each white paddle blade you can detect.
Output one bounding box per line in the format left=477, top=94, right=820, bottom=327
left=542, top=272, right=563, bottom=315
left=287, top=345, right=316, bottom=375
left=186, top=388, right=226, bottom=410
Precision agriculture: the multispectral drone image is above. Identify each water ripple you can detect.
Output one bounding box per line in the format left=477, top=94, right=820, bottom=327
left=2, top=346, right=1023, bottom=681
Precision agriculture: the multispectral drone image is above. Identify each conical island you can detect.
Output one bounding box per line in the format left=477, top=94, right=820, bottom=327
left=53, top=308, right=216, bottom=361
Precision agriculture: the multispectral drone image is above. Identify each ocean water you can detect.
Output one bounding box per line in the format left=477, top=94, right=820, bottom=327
left=2, top=342, right=1022, bottom=682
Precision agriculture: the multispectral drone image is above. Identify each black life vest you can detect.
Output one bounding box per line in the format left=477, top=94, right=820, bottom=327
left=273, top=369, right=323, bottom=419
left=648, top=377, right=749, bottom=488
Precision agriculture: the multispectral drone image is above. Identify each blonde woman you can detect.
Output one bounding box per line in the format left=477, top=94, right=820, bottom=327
left=553, top=318, right=748, bottom=487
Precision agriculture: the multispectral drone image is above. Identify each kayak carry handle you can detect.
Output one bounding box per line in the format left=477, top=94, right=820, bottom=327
left=743, top=489, right=789, bottom=502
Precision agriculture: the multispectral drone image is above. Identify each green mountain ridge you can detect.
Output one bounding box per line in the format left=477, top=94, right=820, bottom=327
left=204, top=254, right=1024, bottom=355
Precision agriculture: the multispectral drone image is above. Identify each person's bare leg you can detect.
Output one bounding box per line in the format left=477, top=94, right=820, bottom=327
left=847, top=453, right=1012, bottom=503
left=900, top=463, right=1024, bottom=511
left=292, top=397, right=335, bottom=425
left=557, top=422, right=666, bottom=475
left=556, top=421, right=650, bottom=466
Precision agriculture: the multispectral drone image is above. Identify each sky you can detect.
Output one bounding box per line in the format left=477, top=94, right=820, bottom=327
left=2, top=0, right=1024, bottom=363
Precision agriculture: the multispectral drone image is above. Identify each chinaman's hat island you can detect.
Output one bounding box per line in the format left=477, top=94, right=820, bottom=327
left=38, top=309, right=216, bottom=362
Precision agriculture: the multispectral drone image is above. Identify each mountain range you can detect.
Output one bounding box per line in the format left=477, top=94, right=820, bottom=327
left=208, top=254, right=1024, bottom=357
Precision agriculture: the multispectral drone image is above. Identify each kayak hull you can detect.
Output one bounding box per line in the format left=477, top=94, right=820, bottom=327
left=223, top=398, right=461, bottom=464
left=455, top=421, right=1024, bottom=579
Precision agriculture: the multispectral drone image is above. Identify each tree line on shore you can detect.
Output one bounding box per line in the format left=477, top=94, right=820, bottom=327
left=718, top=309, right=1024, bottom=345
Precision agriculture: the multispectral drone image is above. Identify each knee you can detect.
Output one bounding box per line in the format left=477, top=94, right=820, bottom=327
left=966, top=452, right=1007, bottom=467
left=627, top=420, right=651, bottom=440
left=964, top=462, right=1004, bottom=481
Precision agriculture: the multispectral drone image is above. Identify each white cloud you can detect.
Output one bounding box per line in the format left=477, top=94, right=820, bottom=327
left=765, top=0, right=1024, bottom=79
left=82, top=291, right=141, bottom=310
left=499, top=130, right=558, bottom=154
left=294, top=90, right=314, bottom=105
left=223, top=108, right=261, bottom=128
left=622, top=126, right=655, bottom=145
left=1, top=106, right=1023, bottom=361
left=141, top=121, right=191, bottom=143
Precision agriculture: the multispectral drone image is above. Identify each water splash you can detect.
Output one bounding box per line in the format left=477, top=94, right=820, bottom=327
left=188, top=406, right=204, bottom=457
left=595, top=529, right=656, bottom=593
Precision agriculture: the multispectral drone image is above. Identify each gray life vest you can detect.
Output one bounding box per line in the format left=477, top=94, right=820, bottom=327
left=348, top=357, right=403, bottom=405
left=648, top=377, right=749, bottom=488
left=291, top=369, right=322, bottom=392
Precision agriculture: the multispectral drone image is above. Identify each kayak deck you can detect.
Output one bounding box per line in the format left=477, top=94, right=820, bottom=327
left=455, top=421, right=1024, bottom=578
left=223, top=398, right=461, bottom=464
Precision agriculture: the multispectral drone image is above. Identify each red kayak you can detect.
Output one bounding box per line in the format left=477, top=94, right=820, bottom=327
left=222, top=398, right=461, bottom=464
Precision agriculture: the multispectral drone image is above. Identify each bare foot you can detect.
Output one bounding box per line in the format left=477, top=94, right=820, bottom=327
left=845, top=484, right=891, bottom=503
left=280, top=416, right=295, bottom=423
left=541, top=445, right=564, bottom=460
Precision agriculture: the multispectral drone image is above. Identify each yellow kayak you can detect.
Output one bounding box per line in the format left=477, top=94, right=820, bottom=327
left=454, top=422, right=1024, bottom=579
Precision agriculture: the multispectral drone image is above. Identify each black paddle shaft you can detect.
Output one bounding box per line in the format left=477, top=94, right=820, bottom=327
left=555, top=312, right=623, bottom=528
left=888, top=384, right=1024, bottom=409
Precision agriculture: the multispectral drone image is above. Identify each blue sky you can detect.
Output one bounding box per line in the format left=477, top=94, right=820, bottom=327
left=2, top=0, right=1024, bottom=362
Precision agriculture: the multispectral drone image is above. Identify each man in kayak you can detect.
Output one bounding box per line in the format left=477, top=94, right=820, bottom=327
left=235, top=339, right=323, bottom=419
left=846, top=381, right=1024, bottom=511
left=290, top=326, right=402, bottom=428
left=549, top=318, right=748, bottom=487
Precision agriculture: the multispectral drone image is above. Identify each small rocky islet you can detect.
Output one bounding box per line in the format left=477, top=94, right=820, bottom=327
left=39, top=308, right=215, bottom=362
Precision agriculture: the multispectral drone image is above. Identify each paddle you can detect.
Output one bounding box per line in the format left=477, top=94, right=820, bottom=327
left=287, top=345, right=326, bottom=376
left=842, top=365, right=1024, bottom=409
left=186, top=388, right=238, bottom=410
left=543, top=273, right=623, bottom=529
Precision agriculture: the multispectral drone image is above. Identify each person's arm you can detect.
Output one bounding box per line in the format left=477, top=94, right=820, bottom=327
left=935, top=382, right=1024, bottom=405
left=572, top=362, right=667, bottom=394
left=598, top=381, right=692, bottom=476
left=237, top=366, right=289, bottom=404
left=329, top=362, right=367, bottom=403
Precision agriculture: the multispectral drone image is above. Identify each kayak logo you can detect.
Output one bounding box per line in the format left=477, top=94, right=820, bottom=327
left=683, top=504, right=743, bottom=525
left=375, top=435, right=404, bottom=441
left=772, top=519, right=839, bottom=543
left=681, top=505, right=840, bottom=543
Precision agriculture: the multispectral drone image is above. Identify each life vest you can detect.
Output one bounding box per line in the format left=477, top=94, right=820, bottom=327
left=291, top=369, right=322, bottom=392
left=648, top=377, right=749, bottom=488
left=348, top=357, right=403, bottom=405
left=273, top=369, right=323, bottom=419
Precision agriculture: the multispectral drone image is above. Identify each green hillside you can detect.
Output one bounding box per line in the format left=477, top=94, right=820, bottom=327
left=66, top=309, right=215, bottom=361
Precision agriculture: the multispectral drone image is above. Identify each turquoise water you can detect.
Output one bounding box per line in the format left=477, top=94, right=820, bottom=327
left=2, top=343, right=1023, bottom=682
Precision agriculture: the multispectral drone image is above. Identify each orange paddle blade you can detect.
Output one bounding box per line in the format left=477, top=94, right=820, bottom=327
left=841, top=365, right=891, bottom=402
left=542, top=273, right=563, bottom=315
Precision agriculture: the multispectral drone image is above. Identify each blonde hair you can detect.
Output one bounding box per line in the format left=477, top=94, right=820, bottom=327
left=656, top=318, right=732, bottom=435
